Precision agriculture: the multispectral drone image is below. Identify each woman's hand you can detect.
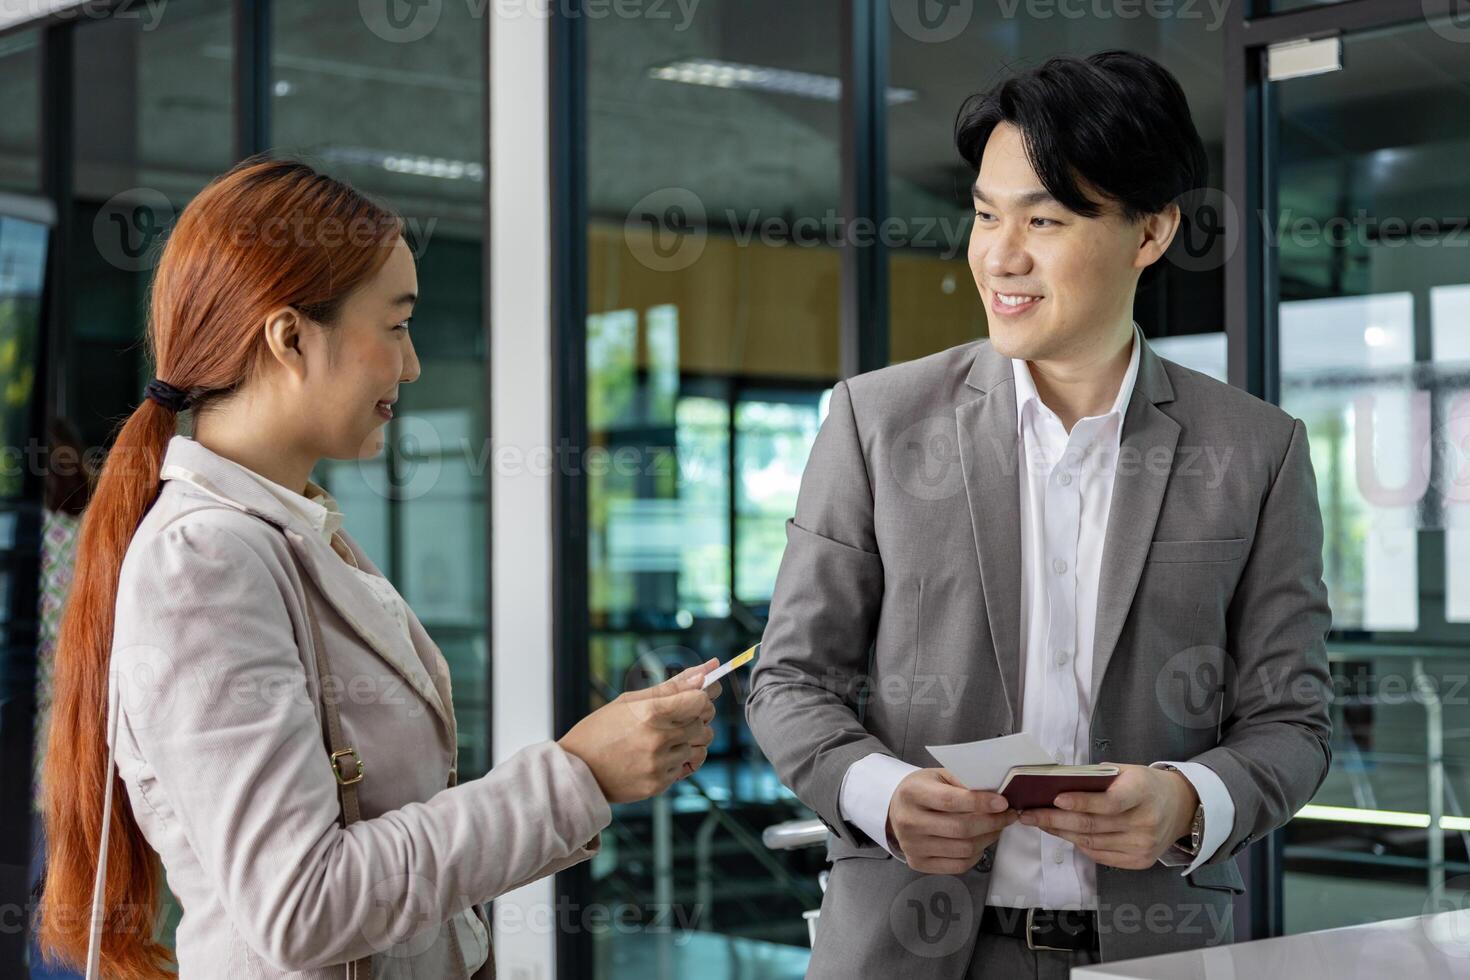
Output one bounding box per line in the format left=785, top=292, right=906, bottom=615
left=558, top=659, right=724, bottom=803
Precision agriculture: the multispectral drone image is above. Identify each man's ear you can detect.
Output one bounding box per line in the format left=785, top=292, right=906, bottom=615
left=262, top=307, right=309, bottom=381
left=1134, top=203, right=1182, bottom=273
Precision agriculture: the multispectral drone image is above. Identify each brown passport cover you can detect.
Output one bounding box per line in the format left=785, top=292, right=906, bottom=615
left=1000, top=772, right=1119, bottom=810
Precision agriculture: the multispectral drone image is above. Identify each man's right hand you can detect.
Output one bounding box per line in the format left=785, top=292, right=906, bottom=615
left=886, top=768, right=1017, bottom=874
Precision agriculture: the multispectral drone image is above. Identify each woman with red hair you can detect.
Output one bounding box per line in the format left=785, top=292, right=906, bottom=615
left=36, top=157, right=721, bottom=979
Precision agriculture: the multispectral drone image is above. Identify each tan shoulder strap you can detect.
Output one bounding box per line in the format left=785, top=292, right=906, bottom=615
left=294, top=547, right=469, bottom=978
left=295, top=564, right=375, bottom=977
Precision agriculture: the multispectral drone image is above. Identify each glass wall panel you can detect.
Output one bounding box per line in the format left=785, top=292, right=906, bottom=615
left=271, top=1, right=490, bottom=778
left=61, top=0, right=237, bottom=956
left=584, top=1, right=840, bottom=975
left=69, top=0, right=235, bottom=449
left=0, top=29, right=41, bottom=194
left=885, top=8, right=1228, bottom=367
left=1270, top=17, right=1470, bottom=934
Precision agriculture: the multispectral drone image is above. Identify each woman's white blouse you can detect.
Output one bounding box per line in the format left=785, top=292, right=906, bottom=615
left=207, top=456, right=490, bottom=974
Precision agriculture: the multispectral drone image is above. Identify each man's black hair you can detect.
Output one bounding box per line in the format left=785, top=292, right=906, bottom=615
left=954, top=50, right=1209, bottom=287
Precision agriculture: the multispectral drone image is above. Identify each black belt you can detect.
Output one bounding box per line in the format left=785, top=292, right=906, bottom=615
left=979, top=906, right=1099, bottom=953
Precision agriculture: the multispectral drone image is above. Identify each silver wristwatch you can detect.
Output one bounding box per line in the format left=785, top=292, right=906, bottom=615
left=1183, top=803, right=1204, bottom=856
left=1158, top=763, right=1204, bottom=856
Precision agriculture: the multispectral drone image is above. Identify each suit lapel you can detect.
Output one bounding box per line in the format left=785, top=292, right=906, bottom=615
left=1090, top=340, right=1178, bottom=705
left=955, top=342, right=1023, bottom=727
left=281, top=526, right=454, bottom=737
left=333, top=533, right=457, bottom=747
left=159, top=436, right=454, bottom=739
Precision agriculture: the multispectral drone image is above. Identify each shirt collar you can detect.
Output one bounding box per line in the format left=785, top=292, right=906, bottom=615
left=159, top=436, right=344, bottom=548
left=1011, top=321, right=1142, bottom=435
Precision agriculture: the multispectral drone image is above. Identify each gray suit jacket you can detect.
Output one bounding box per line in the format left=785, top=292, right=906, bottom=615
left=109, top=436, right=610, bottom=977
left=746, top=336, right=1333, bottom=974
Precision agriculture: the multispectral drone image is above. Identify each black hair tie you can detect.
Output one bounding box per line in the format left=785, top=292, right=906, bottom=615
left=145, top=378, right=191, bottom=412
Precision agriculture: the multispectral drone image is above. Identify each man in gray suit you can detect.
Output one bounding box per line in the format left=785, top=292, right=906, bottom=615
left=747, top=50, right=1332, bottom=978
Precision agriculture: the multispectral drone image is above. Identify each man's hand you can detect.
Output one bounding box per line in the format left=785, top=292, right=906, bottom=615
left=886, top=768, right=1018, bottom=874
left=1017, top=763, right=1198, bottom=870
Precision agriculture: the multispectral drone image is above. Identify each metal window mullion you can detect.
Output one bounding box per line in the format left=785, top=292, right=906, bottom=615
left=839, top=0, right=889, bottom=378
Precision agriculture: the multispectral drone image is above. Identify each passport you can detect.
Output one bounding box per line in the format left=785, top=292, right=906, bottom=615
left=998, top=765, right=1120, bottom=810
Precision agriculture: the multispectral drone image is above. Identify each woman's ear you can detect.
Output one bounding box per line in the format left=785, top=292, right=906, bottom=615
left=262, top=307, right=308, bottom=380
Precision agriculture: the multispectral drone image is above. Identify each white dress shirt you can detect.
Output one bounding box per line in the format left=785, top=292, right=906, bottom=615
left=837, top=324, right=1234, bottom=909
left=161, top=444, right=492, bottom=972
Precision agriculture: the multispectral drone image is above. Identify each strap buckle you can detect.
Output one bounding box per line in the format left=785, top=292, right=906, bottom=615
left=330, top=747, right=365, bottom=786
left=1025, top=907, right=1069, bottom=952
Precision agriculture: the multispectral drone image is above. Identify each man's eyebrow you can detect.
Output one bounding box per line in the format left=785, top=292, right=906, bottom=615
left=971, top=185, right=1058, bottom=208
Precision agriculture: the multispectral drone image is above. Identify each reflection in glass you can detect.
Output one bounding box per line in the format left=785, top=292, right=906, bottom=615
left=585, top=2, right=841, bottom=974
left=1272, top=18, right=1470, bottom=935
left=272, top=0, right=490, bottom=779
left=0, top=31, right=40, bottom=194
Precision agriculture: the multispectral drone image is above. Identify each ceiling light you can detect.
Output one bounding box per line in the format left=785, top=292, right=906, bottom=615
left=317, top=146, right=484, bottom=182
left=650, top=59, right=917, bottom=105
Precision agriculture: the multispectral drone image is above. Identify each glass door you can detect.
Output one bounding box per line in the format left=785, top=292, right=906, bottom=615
left=1265, top=13, right=1470, bottom=935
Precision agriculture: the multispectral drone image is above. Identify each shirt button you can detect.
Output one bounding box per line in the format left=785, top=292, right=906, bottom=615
left=1059, top=472, right=1073, bottom=486
left=1054, top=649, right=1071, bottom=666
left=1053, top=851, right=1066, bottom=864
left=1053, top=558, right=1068, bottom=575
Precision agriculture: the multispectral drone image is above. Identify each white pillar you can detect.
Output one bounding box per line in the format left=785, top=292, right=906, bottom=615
left=490, top=7, right=558, bottom=979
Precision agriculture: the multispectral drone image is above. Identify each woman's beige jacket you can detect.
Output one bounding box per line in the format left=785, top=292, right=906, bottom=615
left=105, top=435, right=610, bottom=977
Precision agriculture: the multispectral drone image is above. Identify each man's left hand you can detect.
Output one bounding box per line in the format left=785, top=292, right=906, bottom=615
left=1016, top=763, right=1197, bottom=870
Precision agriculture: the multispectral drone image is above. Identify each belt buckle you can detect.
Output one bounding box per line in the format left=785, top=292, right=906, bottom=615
left=330, top=747, right=365, bottom=786
left=1025, top=907, right=1069, bottom=952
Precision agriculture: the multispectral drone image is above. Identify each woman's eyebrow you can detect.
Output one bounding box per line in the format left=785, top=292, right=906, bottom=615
left=391, top=292, right=417, bottom=308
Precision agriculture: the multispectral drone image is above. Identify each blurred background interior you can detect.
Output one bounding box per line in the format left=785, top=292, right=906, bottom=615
left=1, top=0, right=1468, bottom=977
